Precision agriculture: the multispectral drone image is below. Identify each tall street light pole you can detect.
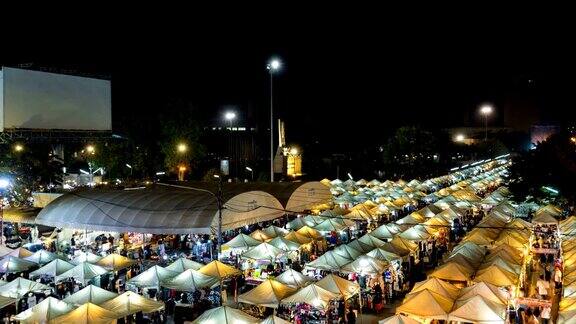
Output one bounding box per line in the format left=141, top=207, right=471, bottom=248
left=267, top=58, right=281, bottom=182
left=480, top=104, right=493, bottom=141
left=224, top=111, right=236, bottom=178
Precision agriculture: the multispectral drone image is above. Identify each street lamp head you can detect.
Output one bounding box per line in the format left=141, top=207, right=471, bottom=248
left=480, top=105, right=493, bottom=115
left=125, top=164, right=132, bottom=169
left=290, top=148, right=298, bottom=155
left=224, top=111, right=236, bottom=121
left=213, top=174, right=220, bottom=179
left=267, top=58, right=281, bottom=71
left=85, top=145, right=95, bottom=154
left=455, top=134, right=465, bottom=142
left=177, top=143, right=187, bottom=153
left=14, top=144, right=24, bottom=152
left=178, top=166, right=187, bottom=172
left=245, top=167, right=253, bottom=172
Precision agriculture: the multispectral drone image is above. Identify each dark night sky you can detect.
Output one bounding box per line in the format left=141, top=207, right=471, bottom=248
left=2, top=14, right=575, bottom=151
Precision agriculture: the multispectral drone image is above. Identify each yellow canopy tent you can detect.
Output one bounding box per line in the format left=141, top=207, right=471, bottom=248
left=275, top=269, right=314, bottom=288
left=408, top=278, right=460, bottom=299
left=479, top=256, right=521, bottom=275
left=191, top=305, right=259, bottom=324
left=390, top=236, right=418, bottom=252
left=558, top=309, right=576, bottom=324
left=238, top=279, right=297, bottom=308
left=462, top=229, right=497, bottom=246
left=0, top=295, right=15, bottom=309
left=7, top=247, right=33, bottom=258
left=531, top=211, right=559, bottom=225
left=14, top=296, right=74, bottom=323
left=63, top=285, right=118, bottom=306
left=378, top=314, right=422, bottom=324
left=198, top=260, right=241, bottom=279
left=165, top=257, right=204, bottom=272
left=429, top=262, right=473, bottom=282
left=296, top=226, right=324, bottom=240
left=506, top=218, right=532, bottom=230
left=250, top=230, right=273, bottom=242
left=560, top=297, right=576, bottom=312
left=50, top=302, right=120, bottom=324
left=536, top=204, right=562, bottom=217
left=457, top=282, right=508, bottom=305
left=100, top=291, right=164, bottom=317
left=96, top=254, right=137, bottom=271
left=161, top=269, right=219, bottom=291
left=284, top=231, right=312, bottom=245
left=280, top=284, right=339, bottom=309
left=474, top=265, right=518, bottom=287
left=448, top=295, right=506, bottom=323
left=396, top=289, right=453, bottom=321
left=316, top=274, right=360, bottom=300
left=381, top=242, right=410, bottom=257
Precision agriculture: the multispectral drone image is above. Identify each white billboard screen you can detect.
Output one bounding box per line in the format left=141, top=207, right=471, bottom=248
left=0, top=67, right=111, bottom=131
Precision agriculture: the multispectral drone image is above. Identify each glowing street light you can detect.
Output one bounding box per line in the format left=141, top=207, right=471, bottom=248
left=267, top=57, right=282, bottom=183
left=245, top=166, right=254, bottom=181
left=177, top=143, right=187, bottom=153
left=178, top=165, right=187, bottom=181
left=479, top=104, right=494, bottom=141
left=455, top=134, right=465, bottom=142
left=224, top=111, right=236, bottom=122
left=13, top=144, right=24, bottom=152
left=85, top=145, right=95, bottom=154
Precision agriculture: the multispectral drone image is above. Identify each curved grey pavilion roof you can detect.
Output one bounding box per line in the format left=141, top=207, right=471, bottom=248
left=35, top=182, right=331, bottom=234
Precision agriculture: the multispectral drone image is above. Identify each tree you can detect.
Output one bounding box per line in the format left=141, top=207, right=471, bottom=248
left=509, top=131, right=576, bottom=204
left=159, top=109, right=206, bottom=178
left=382, top=126, right=440, bottom=179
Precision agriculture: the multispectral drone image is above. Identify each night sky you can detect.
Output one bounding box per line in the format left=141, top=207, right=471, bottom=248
left=1, top=18, right=575, bottom=151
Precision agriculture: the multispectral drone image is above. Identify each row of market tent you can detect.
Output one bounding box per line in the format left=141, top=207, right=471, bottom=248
left=388, top=198, right=532, bottom=323
left=183, top=159, right=512, bottom=323
left=318, top=163, right=509, bottom=223
left=556, top=208, right=576, bottom=323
